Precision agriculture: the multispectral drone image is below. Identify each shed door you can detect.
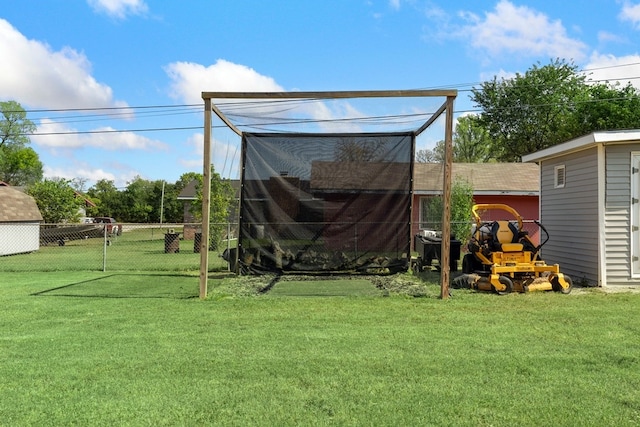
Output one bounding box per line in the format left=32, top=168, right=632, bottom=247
left=632, top=154, right=640, bottom=277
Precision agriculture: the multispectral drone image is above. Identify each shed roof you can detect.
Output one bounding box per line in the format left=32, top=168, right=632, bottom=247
left=413, top=163, right=539, bottom=195
left=0, top=187, right=43, bottom=222
left=522, top=130, right=640, bottom=163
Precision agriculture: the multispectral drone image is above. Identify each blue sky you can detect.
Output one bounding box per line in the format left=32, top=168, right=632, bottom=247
left=2, top=0, right=640, bottom=189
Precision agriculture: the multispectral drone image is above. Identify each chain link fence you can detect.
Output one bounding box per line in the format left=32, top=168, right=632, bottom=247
left=0, top=222, right=238, bottom=273
left=1, top=220, right=544, bottom=273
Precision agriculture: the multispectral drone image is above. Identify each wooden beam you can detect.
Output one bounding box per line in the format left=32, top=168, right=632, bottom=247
left=199, top=98, right=213, bottom=299
left=440, top=95, right=455, bottom=299
left=202, top=89, right=458, bottom=100
left=414, top=100, right=447, bottom=137
left=211, top=102, right=242, bottom=136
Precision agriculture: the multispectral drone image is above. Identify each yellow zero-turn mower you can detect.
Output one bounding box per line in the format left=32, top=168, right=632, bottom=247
left=452, top=204, right=572, bottom=295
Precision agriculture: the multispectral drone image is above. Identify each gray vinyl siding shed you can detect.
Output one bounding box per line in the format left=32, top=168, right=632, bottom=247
left=522, top=130, right=640, bottom=288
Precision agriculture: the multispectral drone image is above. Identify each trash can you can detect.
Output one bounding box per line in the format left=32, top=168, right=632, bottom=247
left=164, top=232, right=180, bottom=253
left=194, top=232, right=202, bottom=253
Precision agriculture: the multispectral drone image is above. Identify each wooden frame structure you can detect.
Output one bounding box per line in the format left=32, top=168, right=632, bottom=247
left=200, top=89, right=457, bottom=299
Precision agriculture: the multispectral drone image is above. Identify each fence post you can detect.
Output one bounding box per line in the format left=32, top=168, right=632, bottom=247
left=102, top=226, right=107, bottom=272
left=227, top=222, right=231, bottom=272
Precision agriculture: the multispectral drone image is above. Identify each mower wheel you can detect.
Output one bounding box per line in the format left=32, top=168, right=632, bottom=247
left=495, top=275, right=513, bottom=295
left=552, top=274, right=572, bottom=294
left=462, top=254, right=475, bottom=274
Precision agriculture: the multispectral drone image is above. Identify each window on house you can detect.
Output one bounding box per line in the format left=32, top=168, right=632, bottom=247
left=419, top=196, right=442, bottom=230
left=554, top=165, right=566, bottom=188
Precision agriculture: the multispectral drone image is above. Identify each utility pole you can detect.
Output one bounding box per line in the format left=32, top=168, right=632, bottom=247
left=159, top=180, right=165, bottom=228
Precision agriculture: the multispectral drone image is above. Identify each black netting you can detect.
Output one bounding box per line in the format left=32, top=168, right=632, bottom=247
left=238, top=132, right=414, bottom=274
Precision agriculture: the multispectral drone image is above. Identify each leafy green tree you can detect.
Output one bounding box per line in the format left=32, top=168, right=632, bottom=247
left=121, top=176, right=155, bottom=222
left=574, top=82, right=640, bottom=134
left=86, top=179, right=122, bottom=219
left=190, top=168, right=235, bottom=250
left=452, top=115, right=494, bottom=162
left=471, top=59, right=587, bottom=161
left=0, top=146, right=43, bottom=185
left=27, top=178, right=84, bottom=223
left=416, top=116, right=494, bottom=164
left=471, top=58, right=640, bottom=161
left=422, top=178, right=474, bottom=240
left=0, top=101, right=43, bottom=185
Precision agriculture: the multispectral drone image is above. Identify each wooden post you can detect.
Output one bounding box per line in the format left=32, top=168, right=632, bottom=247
left=199, top=98, right=213, bottom=299
left=440, top=96, right=455, bottom=299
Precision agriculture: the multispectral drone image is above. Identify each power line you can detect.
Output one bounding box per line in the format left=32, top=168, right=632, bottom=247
left=5, top=60, right=640, bottom=136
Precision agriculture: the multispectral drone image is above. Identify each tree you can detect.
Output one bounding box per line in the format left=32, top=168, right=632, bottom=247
left=452, top=115, right=493, bottom=162
left=471, top=59, right=587, bottom=161
left=0, top=101, right=43, bottom=185
left=27, top=178, right=84, bottom=223
left=191, top=168, right=235, bottom=250
left=87, top=179, right=121, bottom=219
left=416, top=116, right=494, bottom=164
left=121, top=176, right=155, bottom=223
left=0, top=146, right=43, bottom=185
left=416, top=146, right=442, bottom=163
left=574, top=82, right=640, bottom=135
left=334, top=137, right=386, bottom=162
left=422, top=178, right=474, bottom=240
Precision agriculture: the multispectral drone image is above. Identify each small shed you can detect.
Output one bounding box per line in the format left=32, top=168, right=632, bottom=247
left=0, top=186, right=44, bottom=256
left=522, top=130, right=640, bottom=288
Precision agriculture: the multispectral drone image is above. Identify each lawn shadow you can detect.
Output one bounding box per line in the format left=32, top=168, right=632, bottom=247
left=31, top=273, right=200, bottom=299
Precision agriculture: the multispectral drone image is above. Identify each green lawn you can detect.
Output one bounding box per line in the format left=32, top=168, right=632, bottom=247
left=2, top=271, right=640, bottom=426
left=0, top=227, right=232, bottom=272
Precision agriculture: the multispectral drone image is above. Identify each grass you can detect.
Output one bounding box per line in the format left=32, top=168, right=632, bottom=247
left=2, top=271, right=640, bottom=425
left=0, top=227, right=231, bottom=272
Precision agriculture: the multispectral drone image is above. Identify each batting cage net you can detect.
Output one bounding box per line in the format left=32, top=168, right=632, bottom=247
left=238, top=132, right=414, bottom=274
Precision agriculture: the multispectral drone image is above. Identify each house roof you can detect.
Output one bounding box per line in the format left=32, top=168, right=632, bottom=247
left=522, top=130, right=640, bottom=163
left=413, top=162, right=539, bottom=195
left=0, top=187, right=43, bottom=222
left=177, top=179, right=241, bottom=200
left=177, top=180, right=199, bottom=200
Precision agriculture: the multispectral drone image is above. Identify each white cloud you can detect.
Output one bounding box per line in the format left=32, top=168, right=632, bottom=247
left=87, top=0, right=149, bottom=19
left=164, top=58, right=371, bottom=133
left=598, top=30, right=625, bottom=44
left=44, top=165, right=116, bottom=184
left=32, top=119, right=169, bottom=151
left=457, top=0, right=587, bottom=62
left=0, top=19, right=127, bottom=110
left=164, top=59, right=284, bottom=104
left=179, top=132, right=241, bottom=179
left=619, top=1, right=640, bottom=29
left=389, top=0, right=401, bottom=10
left=584, top=52, right=640, bottom=88
left=479, top=68, right=517, bottom=83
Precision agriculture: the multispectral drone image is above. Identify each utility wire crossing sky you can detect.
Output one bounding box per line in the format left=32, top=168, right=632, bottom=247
left=2, top=0, right=640, bottom=188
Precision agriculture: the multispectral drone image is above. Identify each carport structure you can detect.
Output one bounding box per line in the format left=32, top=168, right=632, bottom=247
left=199, top=90, right=457, bottom=299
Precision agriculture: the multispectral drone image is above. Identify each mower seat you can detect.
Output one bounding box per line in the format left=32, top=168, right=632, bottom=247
left=491, top=221, right=523, bottom=252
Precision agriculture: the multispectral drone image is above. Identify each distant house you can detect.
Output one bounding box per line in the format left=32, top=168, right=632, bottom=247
left=177, top=180, right=199, bottom=224
left=523, top=130, right=640, bottom=288
left=74, top=190, right=97, bottom=218
left=412, top=162, right=540, bottom=238
left=177, top=179, right=240, bottom=240
left=309, top=161, right=412, bottom=251
left=0, top=186, right=44, bottom=256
